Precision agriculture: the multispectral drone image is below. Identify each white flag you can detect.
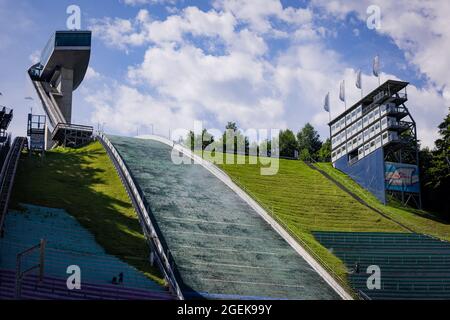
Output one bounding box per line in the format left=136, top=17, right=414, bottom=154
left=339, top=80, right=345, bottom=102
left=356, top=69, right=362, bottom=89
left=324, top=92, right=330, bottom=112
left=373, top=55, right=380, bottom=77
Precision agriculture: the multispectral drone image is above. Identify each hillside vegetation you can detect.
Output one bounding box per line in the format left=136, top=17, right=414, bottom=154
left=11, top=141, right=165, bottom=286
left=315, top=162, right=450, bottom=241
left=200, top=152, right=450, bottom=292
left=197, top=153, right=403, bottom=288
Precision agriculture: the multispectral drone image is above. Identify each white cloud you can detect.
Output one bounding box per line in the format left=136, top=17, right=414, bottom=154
left=311, top=0, right=450, bottom=91
left=121, top=0, right=177, bottom=6
left=85, top=67, right=101, bottom=80
left=307, top=0, right=450, bottom=147
left=86, top=84, right=196, bottom=136
left=125, top=43, right=284, bottom=130
left=213, top=0, right=312, bottom=34
left=29, top=50, right=40, bottom=64
left=90, top=7, right=238, bottom=50
left=86, top=0, right=448, bottom=148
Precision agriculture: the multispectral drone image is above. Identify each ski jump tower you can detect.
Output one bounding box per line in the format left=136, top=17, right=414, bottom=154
left=28, top=30, right=93, bottom=149
left=329, top=80, right=421, bottom=208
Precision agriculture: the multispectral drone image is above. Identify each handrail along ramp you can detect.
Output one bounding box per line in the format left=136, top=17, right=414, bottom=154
left=97, top=133, right=183, bottom=300
left=0, top=137, right=27, bottom=235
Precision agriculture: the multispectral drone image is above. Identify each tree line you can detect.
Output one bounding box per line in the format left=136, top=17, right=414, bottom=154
left=185, top=122, right=330, bottom=161
left=419, top=107, right=450, bottom=216
left=184, top=110, right=449, bottom=217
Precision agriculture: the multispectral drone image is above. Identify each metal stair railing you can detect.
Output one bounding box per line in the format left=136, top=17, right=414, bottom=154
left=0, top=137, right=27, bottom=235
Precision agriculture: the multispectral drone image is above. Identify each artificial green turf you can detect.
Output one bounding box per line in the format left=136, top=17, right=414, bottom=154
left=10, top=142, right=165, bottom=286
left=315, top=162, right=450, bottom=242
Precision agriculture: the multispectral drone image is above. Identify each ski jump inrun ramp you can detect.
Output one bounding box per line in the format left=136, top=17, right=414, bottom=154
left=99, top=134, right=352, bottom=300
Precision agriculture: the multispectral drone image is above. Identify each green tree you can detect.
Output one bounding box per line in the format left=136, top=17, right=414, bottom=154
left=259, top=139, right=272, bottom=157
left=225, top=122, right=238, bottom=132
left=297, top=123, right=322, bottom=161
left=185, top=129, right=214, bottom=151
left=219, top=122, right=249, bottom=154
left=279, top=129, right=298, bottom=158
left=317, top=138, right=331, bottom=162
left=420, top=108, right=450, bottom=216
left=430, top=109, right=450, bottom=187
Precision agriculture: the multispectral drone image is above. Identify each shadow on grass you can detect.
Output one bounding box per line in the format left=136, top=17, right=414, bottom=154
left=10, top=143, right=165, bottom=286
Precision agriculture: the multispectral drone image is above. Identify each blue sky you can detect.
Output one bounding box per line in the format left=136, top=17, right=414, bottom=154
left=0, top=0, right=448, bottom=148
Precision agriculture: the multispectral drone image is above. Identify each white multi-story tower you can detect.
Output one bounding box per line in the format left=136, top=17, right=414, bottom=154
left=329, top=80, right=421, bottom=208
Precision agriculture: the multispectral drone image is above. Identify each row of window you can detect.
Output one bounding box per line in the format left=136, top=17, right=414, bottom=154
left=330, top=106, right=363, bottom=135
left=331, top=102, right=401, bottom=138
left=331, top=131, right=399, bottom=163
left=331, top=103, right=404, bottom=149
left=332, top=115, right=383, bottom=151
left=373, top=90, right=388, bottom=103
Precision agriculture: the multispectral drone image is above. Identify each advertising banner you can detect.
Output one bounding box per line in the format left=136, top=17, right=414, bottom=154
left=385, top=162, right=420, bottom=193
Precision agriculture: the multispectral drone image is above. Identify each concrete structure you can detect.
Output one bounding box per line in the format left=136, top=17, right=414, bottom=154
left=329, top=80, right=421, bottom=207
left=28, top=31, right=93, bottom=149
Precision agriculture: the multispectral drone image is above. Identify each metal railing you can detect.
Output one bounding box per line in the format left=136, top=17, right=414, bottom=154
left=15, top=239, right=46, bottom=299
left=97, top=133, right=184, bottom=300
left=53, top=123, right=94, bottom=132
left=0, top=137, right=27, bottom=235
left=51, top=122, right=94, bottom=140
left=30, top=80, right=66, bottom=128
left=1, top=239, right=175, bottom=300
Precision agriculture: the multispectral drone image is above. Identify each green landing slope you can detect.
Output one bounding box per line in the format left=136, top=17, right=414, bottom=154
left=10, top=141, right=164, bottom=286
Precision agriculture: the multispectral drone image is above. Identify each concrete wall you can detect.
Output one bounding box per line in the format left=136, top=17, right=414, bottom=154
left=54, top=67, right=73, bottom=124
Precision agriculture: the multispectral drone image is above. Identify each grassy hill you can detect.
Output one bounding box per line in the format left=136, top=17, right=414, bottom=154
left=314, top=162, right=450, bottom=242
left=11, top=140, right=448, bottom=296
left=10, top=141, right=165, bottom=286
left=199, top=152, right=450, bottom=293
